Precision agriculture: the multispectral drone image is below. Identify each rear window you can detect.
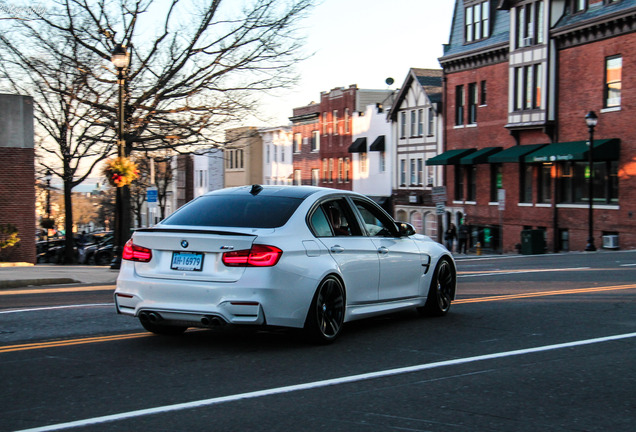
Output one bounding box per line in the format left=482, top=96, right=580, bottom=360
left=161, top=194, right=303, bottom=228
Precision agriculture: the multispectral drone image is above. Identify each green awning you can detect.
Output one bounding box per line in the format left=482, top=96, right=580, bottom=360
left=348, top=137, right=367, bottom=153
left=459, top=147, right=502, bottom=164
left=524, top=139, right=620, bottom=163
left=426, top=148, right=476, bottom=165
left=488, top=144, right=548, bottom=163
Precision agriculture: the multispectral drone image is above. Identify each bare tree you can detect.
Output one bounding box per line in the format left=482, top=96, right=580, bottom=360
left=1, top=0, right=313, bottom=262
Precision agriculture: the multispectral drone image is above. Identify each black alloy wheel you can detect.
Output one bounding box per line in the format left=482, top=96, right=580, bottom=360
left=305, top=275, right=345, bottom=343
left=420, top=257, right=455, bottom=317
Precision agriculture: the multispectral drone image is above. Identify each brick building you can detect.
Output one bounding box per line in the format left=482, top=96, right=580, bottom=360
left=289, top=102, right=321, bottom=186
left=436, top=0, right=636, bottom=253
left=0, top=94, right=36, bottom=263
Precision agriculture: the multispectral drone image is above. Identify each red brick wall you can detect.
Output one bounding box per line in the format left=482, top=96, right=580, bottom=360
left=291, top=104, right=320, bottom=186
left=557, top=33, right=636, bottom=250
left=0, top=147, right=36, bottom=263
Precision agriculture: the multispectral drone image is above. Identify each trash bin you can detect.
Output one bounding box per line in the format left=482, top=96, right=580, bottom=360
left=521, top=229, right=545, bottom=255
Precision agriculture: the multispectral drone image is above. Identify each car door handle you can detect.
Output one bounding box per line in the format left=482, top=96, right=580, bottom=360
left=330, top=245, right=345, bottom=253
left=377, top=246, right=389, bottom=255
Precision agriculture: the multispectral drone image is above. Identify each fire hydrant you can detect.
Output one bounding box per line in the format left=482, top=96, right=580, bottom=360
left=476, top=241, right=482, bottom=255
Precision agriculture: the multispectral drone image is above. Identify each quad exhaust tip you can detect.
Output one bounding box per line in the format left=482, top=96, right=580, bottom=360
left=201, top=316, right=223, bottom=327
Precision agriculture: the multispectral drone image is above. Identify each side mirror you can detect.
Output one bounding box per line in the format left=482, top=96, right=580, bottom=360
left=397, top=222, right=416, bottom=237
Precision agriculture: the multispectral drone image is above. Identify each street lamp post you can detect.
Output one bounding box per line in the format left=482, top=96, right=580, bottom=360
left=45, top=169, right=52, bottom=259
left=585, top=111, right=598, bottom=252
left=111, top=44, right=130, bottom=269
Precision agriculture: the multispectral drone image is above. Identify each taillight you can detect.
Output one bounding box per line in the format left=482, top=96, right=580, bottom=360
left=222, top=244, right=282, bottom=267
left=122, top=239, right=152, bottom=262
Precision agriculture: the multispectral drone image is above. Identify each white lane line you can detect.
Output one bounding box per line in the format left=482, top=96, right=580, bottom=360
left=619, top=263, right=636, bottom=267
left=16, top=331, right=636, bottom=432
left=0, top=304, right=113, bottom=314
left=458, top=267, right=590, bottom=278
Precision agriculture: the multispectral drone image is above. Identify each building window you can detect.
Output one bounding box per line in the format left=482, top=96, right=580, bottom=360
left=294, top=133, right=302, bottom=153
left=559, top=161, right=618, bottom=204
left=466, top=166, right=477, bottom=201
left=409, top=110, right=416, bottom=137
left=266, top=145, right=270, bottom=164
left=417, top=158, right=423, bottom=185
left=337, top=158, right=343, bottom=183
left=427, top=107, right=435, bottom=135
left=322, top=112, right=328, bottom=134
left=379, top=152, right=386, bottom=172
left=410, top=159, right=416, bottom=185
left=293, top=169, right=301, bottom=186
left=514, top=64, right=542, bottom=111
left=329, top=158, right=334, bottom=183
left=344, top=158, right=350, bottom=182
left=480, top=80, right=487, bottom=105
left=468, top=82, right=478, bottom=124
left=311, top=130, right=320, bottom=152
left=465, top=1, right=490, bottom=43
left=400, top=159, right=406, bottom=186
left=454, top=167, right=464, bottom=200
left=360, top=153, right=368, bottom=174
left=490, top=164, right=502, bottom=202
left=605, top=55, right=622, bottom=108
left=573, top=0, right=586, bottom=13
left=516, top=1, right=544, bottom=48
left=273, top=144, right=277, bottom=162
left=455, top=85, right=465, bottom=126
left=417, top=109, right=424, bottom=136
left=400, top=112, right=406, bottom=138
left=538, top=164, right=552, bottom=203
left=311, top=169, right=319, bottom=186
left=333, top=110, right=338, bottom=135
left=344, top=108, right=350, bottom=134
left=322, top=158, right=328, bottom=182
left=520, top=164, right=533, bottom=203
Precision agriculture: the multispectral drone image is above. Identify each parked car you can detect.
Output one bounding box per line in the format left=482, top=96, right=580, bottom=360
left=78, top=231, right=113, bottom=265
left=92, top=240, right=114, bottom=266
left=114, top=185, right=457, bottom=343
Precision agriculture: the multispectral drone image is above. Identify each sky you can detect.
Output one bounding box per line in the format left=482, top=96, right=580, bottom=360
left=253, top=0, right=456, bottom=126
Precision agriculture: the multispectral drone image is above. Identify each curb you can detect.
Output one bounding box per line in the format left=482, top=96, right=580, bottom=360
left=0, top=278, right=80, bottom=289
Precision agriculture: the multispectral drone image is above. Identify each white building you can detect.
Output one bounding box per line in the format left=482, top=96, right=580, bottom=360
left=261, top=126, right=293, bottom=185
left=389, top=68, right=444, bottom=236
left=350, top=103, right=393, bottom=204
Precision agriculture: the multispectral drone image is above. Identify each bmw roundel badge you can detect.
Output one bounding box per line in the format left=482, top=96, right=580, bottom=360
left=180, top=240, right=189, bottom=249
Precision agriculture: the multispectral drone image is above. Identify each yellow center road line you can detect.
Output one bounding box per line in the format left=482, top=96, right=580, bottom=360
left=0, top=285, right=115, bottom=295
left=0, top=333, right=151, bottom=354
left=2, top=284, right=635, bottom=354
left=454, top=284, right=636, bottom=304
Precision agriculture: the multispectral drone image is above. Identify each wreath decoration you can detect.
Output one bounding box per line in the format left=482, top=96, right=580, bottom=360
left=103, top=157, right=139, bottom=187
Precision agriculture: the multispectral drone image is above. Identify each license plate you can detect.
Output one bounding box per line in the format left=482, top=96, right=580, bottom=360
left=171, top=252, right=204, bottom=271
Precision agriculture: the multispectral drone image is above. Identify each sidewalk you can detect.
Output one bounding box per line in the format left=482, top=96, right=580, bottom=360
left=0, top=263, right=119, bottom=289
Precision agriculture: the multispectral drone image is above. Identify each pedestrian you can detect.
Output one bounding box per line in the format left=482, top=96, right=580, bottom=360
left=458, top=222, right=469, bottom=254
left=444, top=223, right=457, bottom=252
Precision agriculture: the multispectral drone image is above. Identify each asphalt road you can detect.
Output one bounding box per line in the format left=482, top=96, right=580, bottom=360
left=1, top=251, right=635, bottom=432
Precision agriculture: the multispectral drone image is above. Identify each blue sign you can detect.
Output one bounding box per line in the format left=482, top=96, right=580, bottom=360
left=147, top=187, right=158, bottom=203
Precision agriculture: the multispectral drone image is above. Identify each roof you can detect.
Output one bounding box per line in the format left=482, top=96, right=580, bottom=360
left=389, top=68, right=443, bottom=121
left=439, top=0, right=510, bottom=62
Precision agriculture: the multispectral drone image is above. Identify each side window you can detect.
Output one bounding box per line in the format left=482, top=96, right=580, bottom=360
left=310, top=199, right=360, bottom=237
left=310, top=207, right=332, bottom=237
left=352, top=199, right=397, bottom=237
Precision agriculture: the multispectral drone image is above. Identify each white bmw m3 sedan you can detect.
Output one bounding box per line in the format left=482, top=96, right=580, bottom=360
left=114, top=185, right=457, bottom=343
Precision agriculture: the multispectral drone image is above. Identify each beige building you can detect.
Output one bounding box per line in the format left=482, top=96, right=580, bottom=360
left=224, top=126, right=263, bottom=187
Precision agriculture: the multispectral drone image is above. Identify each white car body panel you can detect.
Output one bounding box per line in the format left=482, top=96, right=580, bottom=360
left=114, top=186, right=456, bottom=334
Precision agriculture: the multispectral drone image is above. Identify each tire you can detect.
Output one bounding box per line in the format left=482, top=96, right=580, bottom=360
left=420, top=257, right=455, bottom=317
left=95, top=252, right=111, bottom=266
left=304, top=275, right=346, bottom=344
left=140, top=319, right=188, bottom=336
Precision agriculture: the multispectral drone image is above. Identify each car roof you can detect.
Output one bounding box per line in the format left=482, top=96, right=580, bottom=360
left=205, top=185, right=356, bottom=200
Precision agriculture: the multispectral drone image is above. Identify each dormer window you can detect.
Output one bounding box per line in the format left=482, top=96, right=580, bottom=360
left=516, top=1, right=545, bottom=49
left=465, top=1, right=490, bottom=43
